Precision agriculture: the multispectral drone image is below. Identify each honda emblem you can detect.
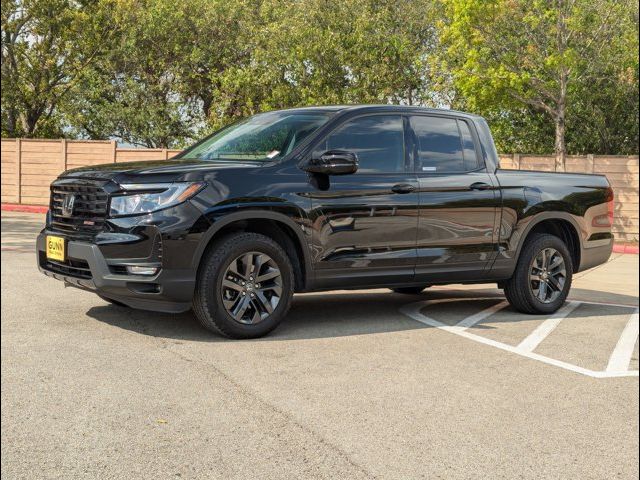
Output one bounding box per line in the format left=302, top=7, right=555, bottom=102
left=61, top=194, right=76, bottom=217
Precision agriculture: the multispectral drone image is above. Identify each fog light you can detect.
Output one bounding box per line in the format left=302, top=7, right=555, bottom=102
left=126, top=265, right=159, bottom=276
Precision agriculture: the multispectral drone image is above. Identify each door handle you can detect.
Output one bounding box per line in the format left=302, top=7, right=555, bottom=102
left=391, top=183, right=416, bottom=194
left=469, top=182, right=492, bottom=191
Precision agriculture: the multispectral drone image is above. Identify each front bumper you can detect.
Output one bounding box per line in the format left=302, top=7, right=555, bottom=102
left=37, top=232, right=195, bottom=313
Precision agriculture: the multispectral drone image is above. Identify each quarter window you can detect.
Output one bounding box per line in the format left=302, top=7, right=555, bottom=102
left=314, top=115, right=405, bottom=173
left=458, top=120, right=480, bottom=170
left=411, top=116, right=479, bottom=173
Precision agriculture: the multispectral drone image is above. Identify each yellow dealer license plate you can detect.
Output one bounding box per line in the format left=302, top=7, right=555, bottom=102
left=46, top=235, right=66, bottom=262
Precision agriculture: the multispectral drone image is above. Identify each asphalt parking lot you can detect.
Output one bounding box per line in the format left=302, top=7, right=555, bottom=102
left=2, top=211, right=638, bottom=479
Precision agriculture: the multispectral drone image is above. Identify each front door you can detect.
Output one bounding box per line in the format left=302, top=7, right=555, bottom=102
left=409, top=114, right=500, bottom=283
left=306, top=114, right=419, bottom=288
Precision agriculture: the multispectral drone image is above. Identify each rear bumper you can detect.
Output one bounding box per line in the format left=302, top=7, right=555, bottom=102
left=578, top=236, right=614, bottom=272
left=37, top=232, right=194, bottom=313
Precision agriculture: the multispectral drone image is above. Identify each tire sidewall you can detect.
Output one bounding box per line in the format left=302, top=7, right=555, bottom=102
left=521, top=235, right=573, bottom=314
left=199, top=235, right=294, bottom=338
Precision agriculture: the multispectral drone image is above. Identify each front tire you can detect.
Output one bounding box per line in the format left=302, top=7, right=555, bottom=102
left=504, top=233, right=573, bottom=314
left=193, top=232, right=294, bottom=339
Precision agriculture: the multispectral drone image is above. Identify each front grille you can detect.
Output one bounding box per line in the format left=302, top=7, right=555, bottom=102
left=50, top=181, right=109, bottom=233
left=39, top=252, right=92, bottom=279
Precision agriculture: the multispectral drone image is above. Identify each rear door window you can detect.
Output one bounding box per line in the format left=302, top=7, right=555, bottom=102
left=410, top=116, right=479, bottom=173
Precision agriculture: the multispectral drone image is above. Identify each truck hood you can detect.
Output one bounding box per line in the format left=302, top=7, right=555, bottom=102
left=60, top=158, right=264, bottom=184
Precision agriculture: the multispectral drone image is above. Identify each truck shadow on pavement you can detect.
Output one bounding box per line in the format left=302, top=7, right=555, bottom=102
left=84, top=287, right=639, bottom=342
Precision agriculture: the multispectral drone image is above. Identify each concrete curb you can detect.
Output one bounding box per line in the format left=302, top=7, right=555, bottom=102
left=2, top=203, right=48, bottom=214
left=2, top=203, right=638, bottom=254
left=613, top=244, right=640, bottom=254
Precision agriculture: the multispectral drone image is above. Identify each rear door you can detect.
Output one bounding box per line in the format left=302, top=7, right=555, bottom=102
left=306, top=114, right=419, bottom=288
left=409, top=114, right=499, bottom=282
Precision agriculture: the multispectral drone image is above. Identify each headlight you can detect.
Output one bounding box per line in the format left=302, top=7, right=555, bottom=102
left=109, top=182, right=206, bottom=217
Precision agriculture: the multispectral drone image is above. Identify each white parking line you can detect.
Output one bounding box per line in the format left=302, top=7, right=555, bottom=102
left=606, top=309, right=639, bottom=373
left=517, top=301, right=580, bottom=352
left=400, top=298, right=639, bottom=379
left=455, top=301, right=509, bottom=330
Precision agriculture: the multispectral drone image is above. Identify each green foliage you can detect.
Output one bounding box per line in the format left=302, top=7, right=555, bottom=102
left=440, top=0, right=639, bottom=158
left=1, top=0, right=638, bottom=154
left=64, top=0, right=207, bottom=147
left=1, top=0, right=119, bottom=137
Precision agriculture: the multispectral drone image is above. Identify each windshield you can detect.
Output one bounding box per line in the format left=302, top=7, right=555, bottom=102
left=182, top=111, right=332, bottom=162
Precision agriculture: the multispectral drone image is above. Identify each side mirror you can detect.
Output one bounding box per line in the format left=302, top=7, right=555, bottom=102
left=304, top=150, right=358, bottom=175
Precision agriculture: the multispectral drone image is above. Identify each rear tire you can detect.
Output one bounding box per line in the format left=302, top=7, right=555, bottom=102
left=193, top=232, right=294, bottom=339
left=504, top=233, right=573, bottom=314
left=391, top=286, right=430, bottom=295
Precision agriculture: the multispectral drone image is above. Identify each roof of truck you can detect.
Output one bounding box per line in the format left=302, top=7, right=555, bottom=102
left=273, top=104, right=481, bottom=119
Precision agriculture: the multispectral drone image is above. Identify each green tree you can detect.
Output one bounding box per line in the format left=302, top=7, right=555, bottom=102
left=66, top=0, right=201, bottom=147
left=85, top=0, right=442, bottom=142
left=66, top=0, right=266, bottom=146
left=209, top=0, right=441, bottom=125
left=4, top=0, right=635, bottom=155
left=441, top=0, right=638, bottom=167
left=1, top=0, right=117, bottom=137
left=566, top=3, right=639, bottom=155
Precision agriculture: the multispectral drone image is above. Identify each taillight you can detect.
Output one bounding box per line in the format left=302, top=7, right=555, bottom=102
left=607, top=188, right=615, bottom=227
left=593, top=188, right=615, bottom=227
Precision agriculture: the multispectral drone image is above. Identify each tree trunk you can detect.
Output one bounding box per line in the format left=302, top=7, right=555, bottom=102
left=5, top=108, right=18, bottom=137
left=554, top=112, right=566, bottom=172
left=201, top=91, right=214, bottom=120
left=554, top=65, right=568, bottom=172
left=19, top=112, right=35, bottom=137
left=554, top=3, right=568, bottom=172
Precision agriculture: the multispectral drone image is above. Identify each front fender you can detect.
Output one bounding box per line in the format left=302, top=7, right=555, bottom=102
left=190, top=205, right=313, bottom=284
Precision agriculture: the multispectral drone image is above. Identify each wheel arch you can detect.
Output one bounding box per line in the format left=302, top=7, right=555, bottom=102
left=515, top=212, right=582, bottom=271
left=192, top=210, right=312, bottom=291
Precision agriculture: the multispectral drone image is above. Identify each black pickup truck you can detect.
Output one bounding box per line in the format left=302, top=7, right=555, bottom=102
left=37, top=105, right=614, bottom=338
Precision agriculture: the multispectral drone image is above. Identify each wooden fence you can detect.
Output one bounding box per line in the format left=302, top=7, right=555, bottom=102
left=1, top=138, right=638, bottom=242
left=0, top=139, right=180, bottom=205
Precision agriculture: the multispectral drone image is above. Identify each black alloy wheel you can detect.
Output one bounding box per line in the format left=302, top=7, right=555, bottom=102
left=193, top=232, right=294, bottom=339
